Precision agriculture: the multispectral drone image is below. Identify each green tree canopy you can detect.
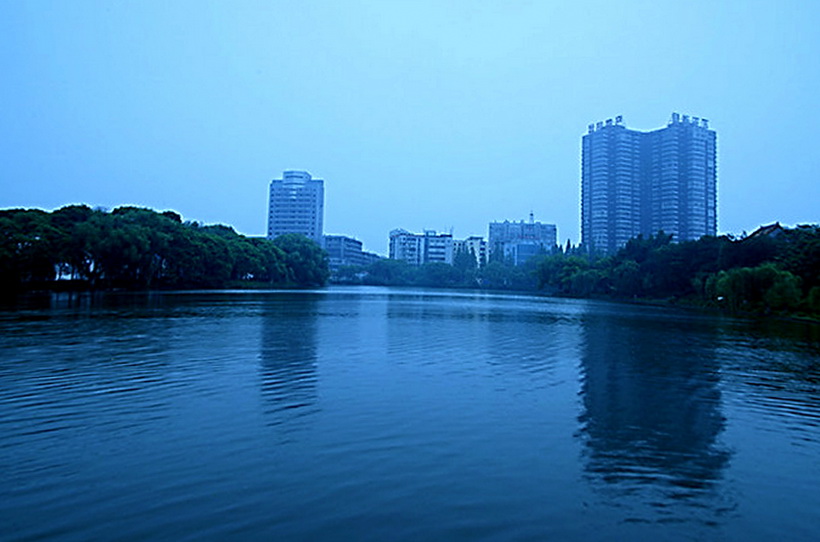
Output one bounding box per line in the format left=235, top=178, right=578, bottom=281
left=273, top=233, right=330, bottom=287
left=0, top=206, right=327, bottom=293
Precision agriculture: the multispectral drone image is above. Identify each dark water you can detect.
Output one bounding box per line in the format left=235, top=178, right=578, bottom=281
left=1, top=287, right=818, bottom=541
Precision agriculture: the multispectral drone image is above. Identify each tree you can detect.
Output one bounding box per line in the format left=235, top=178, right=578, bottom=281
left=249, top=238, right=289, bottom=283
left=453, top=246, right=477, bottom=273
left=452, top=246, right=478, bottom=286
left=364, top=258, right=413, bottom=285
left=273, top=234, right=330, bottom=287
left=712, top=263, right=801, bottom=313
left=418, top=262, right=462, bottom=287
left=0, top=206, right=322, bottom=292
left=0, top=209, right=61, bottom=288
left=612, top=259, right=641, bottom=297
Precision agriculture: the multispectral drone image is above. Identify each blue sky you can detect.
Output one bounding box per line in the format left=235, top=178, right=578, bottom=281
left=2, top=0, right=818, bottom=254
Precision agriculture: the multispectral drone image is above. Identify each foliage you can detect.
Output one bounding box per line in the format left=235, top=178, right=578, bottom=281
left=273, top=233, right=330, bottom=287
left=708, top=264, right=801, bottom=313
left=0, top=206, right=328, bottom=292
left=453, top=246, right=478, bottom=276
left=533, top=226, right=820, bottom=316
left=333, top=253, right=539, bottom=291
left=362, top=258, right=415, bottom=286
left=479, top=260, right=538, bottom=290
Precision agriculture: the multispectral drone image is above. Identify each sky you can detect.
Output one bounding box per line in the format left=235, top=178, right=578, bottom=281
left=2, top=0, right=819, bottom=255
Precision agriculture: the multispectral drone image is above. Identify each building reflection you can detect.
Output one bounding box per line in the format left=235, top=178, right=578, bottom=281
left=258, top=293, right=320, bottom=425
left=578, top=311, right=732, bottom=516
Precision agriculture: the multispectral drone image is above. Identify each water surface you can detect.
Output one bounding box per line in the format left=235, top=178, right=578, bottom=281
left=1, top=287, right=818, bottom=541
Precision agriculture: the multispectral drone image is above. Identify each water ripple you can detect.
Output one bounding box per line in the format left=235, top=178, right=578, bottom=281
left=1, top=290, right=819, bottom=541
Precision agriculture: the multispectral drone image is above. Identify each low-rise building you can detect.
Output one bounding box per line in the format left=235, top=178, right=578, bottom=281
left=389, top=229, right=424, bottom=265
left=324, top=235, right=363, bottom=270
left=359, top=251, right=382, bottom=267
left=324, top=234, right=382, bottom=270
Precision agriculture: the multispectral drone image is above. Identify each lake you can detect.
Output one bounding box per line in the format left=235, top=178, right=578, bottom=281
left=1, top=287, right=818, bottom=541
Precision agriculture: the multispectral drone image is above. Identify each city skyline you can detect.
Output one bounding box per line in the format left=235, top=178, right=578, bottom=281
left=3, top=2, right=819, bottom=255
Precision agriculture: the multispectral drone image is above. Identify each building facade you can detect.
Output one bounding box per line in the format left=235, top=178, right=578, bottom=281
left=323, top=235, right=363, bottom=270
left=359, top=251, right=382, bottom=267
left=323, top=234, right=382, bottom=270
left=389, top=229, right=459, bottom=265
left=389, top=229, right=424, bottom=265
left=489, top=215, right=558, bottom=265
left=581, top=114, right=717, bottom=254
left=267, top=170, right=324, bottom=243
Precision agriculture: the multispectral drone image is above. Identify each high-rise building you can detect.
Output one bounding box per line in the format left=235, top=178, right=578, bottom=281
left=581, top=114, right=717, bottom=254
left=267, top=170, right=324, bottom=243
left=489, top=214, right=557, bottom=265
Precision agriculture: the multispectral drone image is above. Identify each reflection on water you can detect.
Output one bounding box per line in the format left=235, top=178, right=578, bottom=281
left=2, top=289, right=819, bottom=541
left=578, top=309, right=733, bottom=524
left=258, top=293, right=321, bottom=424
left=384, top=291, right=582, bottom=378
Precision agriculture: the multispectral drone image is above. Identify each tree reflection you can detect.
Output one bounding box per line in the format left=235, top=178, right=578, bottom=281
left=259, top=293, right=320, bottom=425
left=578, top=310, right=733, bottom=520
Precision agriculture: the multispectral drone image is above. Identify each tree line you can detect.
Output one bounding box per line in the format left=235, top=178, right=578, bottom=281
left=0, top=205, right=329, bottom=292
left=534, top=226, right=819, bottom=316
left=334, top=246, right=545, bottom=290
left=6, top=204, right=815, bottom=317
left=335, top=225, right=820, bottom=317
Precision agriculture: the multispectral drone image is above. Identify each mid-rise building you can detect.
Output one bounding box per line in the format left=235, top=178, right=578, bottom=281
left=323, top=235, right=363, bottom=270
left=359, top=251, right=382, bottom=267
left=389, top=229, right=460, bottom=265
left=423, top=230, right=454, bottom=264
left=267, top=170, right=324, bottom=244
left=489, top=214, right=557, bottom=265
left=581, top=114, right=717, bottom=254
left=389, top=229, right=491, bottom=267
left=389, top=229, right=424, bottom=265
left=323, top=234, right=382, bottom=270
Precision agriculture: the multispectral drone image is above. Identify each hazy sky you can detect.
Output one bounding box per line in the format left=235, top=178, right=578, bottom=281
left=2, top=1, right=819, bottom=254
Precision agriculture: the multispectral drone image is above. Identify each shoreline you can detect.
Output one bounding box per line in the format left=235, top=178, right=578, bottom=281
left=6, top=282, right=818, bottom=326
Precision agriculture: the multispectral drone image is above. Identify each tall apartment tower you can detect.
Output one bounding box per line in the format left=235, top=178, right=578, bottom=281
left=581, top=114, right=717, bottom=254
left=267, top=170, right=324, bottom=243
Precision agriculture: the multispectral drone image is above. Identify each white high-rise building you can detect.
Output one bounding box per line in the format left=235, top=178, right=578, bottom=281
left=267, top=170, right=324, bottom=243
